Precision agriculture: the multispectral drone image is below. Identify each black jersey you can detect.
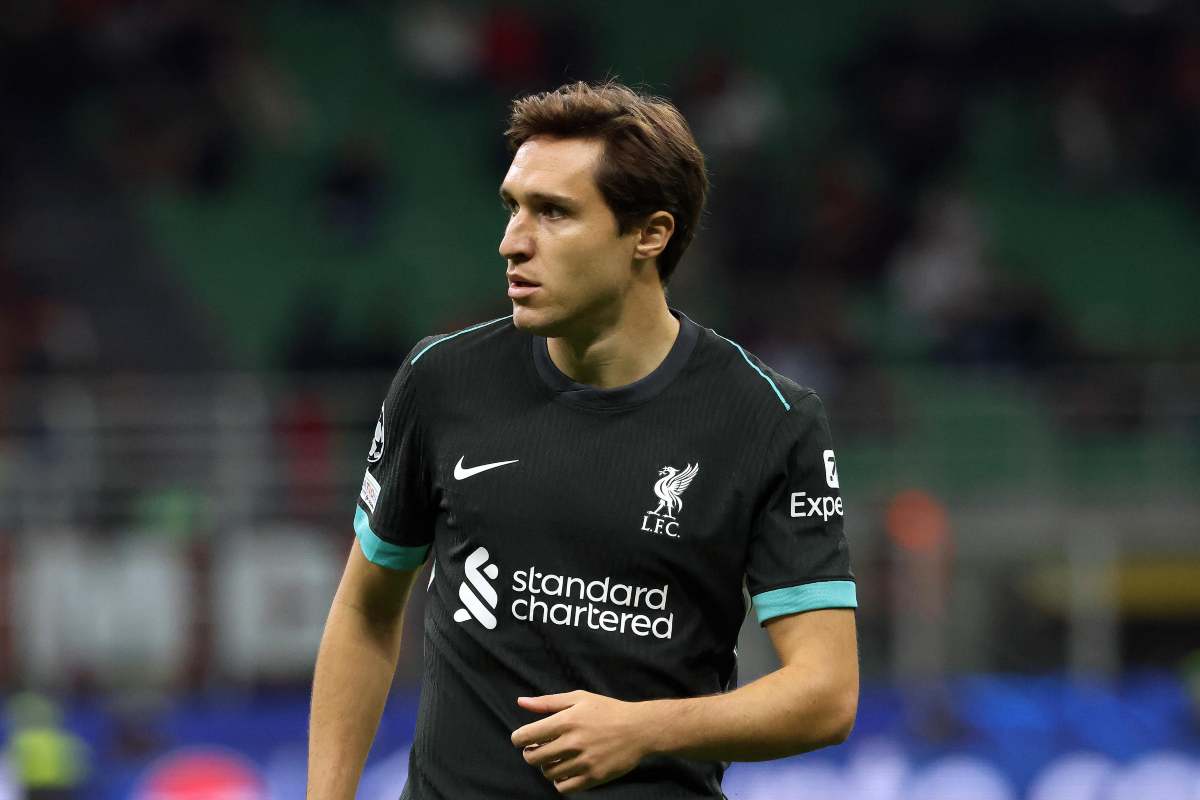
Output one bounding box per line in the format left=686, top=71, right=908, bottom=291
left=353, top=310, right=856, bottom=799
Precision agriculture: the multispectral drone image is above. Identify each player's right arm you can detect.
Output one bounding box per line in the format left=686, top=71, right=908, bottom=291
left=308, top=338, right=439, bottom=799
left=307, top=545, right=421, bottom=800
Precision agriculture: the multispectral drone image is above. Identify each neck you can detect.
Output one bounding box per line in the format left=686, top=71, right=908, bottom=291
left=547, top=287, right=680, bottom=389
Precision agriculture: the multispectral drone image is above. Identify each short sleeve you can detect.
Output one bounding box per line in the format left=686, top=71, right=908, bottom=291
left=353, top=338, right=438, bottom=570
left=745, top=392, right=856, bottom=624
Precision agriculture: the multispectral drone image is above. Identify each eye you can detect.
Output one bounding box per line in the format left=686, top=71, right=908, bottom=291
left=541, top=204, right=566, bottom=220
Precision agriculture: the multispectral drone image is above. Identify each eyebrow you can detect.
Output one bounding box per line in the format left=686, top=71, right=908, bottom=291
left=498, top=188, right=577, bottom=208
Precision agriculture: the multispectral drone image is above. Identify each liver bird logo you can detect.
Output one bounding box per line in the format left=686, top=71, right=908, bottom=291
left=650, top=463, right=700, bottom=519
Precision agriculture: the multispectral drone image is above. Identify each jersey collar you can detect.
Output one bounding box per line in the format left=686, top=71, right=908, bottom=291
left=531, top=309, right=700, bottom=410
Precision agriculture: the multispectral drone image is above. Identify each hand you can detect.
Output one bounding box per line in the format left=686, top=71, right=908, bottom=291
left=511, top=690, right=655, bottom=794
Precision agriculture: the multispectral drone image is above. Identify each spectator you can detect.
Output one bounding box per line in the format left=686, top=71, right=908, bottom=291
left=4, top=693, right=89, bottom=800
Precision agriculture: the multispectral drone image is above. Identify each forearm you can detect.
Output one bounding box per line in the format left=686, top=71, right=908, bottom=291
left=307, top=598, right=404, bottom=800
left=644, top=663, right=857, bottom=763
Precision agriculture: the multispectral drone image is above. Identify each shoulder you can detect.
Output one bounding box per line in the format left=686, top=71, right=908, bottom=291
left=687, top=319, right=822, bottom=426
left=380, top=315, right=519, bottom=402
left=406, top=314, right=518, bottom=371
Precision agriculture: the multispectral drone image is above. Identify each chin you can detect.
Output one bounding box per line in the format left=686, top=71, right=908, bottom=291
left=512, top=304, right=567, bottom=337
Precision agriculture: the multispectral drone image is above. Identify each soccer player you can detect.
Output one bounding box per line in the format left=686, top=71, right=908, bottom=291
left=309, top=81, right=858, bottom=799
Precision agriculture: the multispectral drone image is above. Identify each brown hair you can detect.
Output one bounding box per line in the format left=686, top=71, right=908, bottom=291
left=505, top=81, right=708, bottom=284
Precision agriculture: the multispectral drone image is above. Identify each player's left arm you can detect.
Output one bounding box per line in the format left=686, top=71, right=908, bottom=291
left=512, top=608, right=857, bottom=794
left=654, top=606, right=860, bottom=760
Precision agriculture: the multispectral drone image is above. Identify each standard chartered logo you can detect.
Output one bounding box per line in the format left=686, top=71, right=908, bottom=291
left=511, top=567, right=674, bottom=639
left=450, top=546, right=674, bottom=639
left=453, top=546, right=500, bottom=630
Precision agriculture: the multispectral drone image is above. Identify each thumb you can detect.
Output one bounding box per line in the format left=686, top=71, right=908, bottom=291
left=517, top=691, right=582, bottom=714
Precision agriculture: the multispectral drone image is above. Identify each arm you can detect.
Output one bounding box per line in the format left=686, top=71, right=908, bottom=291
left=646, top=607, right=858, bottom=760
left=513, top=608, right=858, bottom=793
left=308, top=543, right=422, bottom=800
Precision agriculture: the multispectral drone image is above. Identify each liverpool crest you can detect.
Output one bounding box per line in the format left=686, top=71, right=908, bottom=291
left=641, top=463, right=699, bottom=537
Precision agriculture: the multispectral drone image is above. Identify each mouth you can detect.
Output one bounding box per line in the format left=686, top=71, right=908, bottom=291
left=507, top=275, right=541, bottom=300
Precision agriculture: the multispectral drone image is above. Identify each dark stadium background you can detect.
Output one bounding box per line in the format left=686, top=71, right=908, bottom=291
left=2, top=1, right=1199, bottom=798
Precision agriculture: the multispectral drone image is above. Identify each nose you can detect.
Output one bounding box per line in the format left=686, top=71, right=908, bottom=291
left=498, top=210, right=533, bottom=265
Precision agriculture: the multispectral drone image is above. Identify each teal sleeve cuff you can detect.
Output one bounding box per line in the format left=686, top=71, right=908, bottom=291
left=354, top=506, right=431, bottom=570
left=752, top=580, right=857, bottom=624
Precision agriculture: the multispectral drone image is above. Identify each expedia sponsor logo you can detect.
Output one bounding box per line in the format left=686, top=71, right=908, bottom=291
left=790, top=491, right=843, bottom=521
left=823, top=449, right=839, bottom=488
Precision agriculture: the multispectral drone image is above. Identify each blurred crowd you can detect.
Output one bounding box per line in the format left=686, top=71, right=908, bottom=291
left=2, top=2, right=1197, bottom=382
left=1, top=0, right=1197, bottom=542
left=677, top=4, right=1200, bottom=435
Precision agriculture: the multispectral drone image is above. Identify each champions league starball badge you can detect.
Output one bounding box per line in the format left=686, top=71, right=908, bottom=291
left=367, top=404, right=385, bottom=462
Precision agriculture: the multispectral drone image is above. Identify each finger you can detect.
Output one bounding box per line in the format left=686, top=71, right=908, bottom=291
left=512, top=696, right=583, bottom=748
left=542, top=755, right=586, bottom=782
left=523, top=737, right=581, bottom=767
left=512, top=716, right=569, bottom=749
left=553, top=773, right=594, bottom=795
left=517, top=691, right=583, bottom=715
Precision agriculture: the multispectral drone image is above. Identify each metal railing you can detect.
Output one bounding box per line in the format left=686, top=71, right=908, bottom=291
left=0, top=363, right=1197, bottom=688
left=2, top=363, right=1196, bottom=533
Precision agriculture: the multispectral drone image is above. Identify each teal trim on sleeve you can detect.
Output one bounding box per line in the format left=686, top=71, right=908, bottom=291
left=410, top=316, right=512, bottom=364
left=709, top=330, right=791, bottom=411
left=752, top=580, right=857, bottom=623
left=354, top=506, right=430, bottom=570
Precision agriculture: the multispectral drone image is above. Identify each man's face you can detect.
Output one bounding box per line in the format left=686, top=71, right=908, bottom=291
left=498, top=136, right=641, bottom=337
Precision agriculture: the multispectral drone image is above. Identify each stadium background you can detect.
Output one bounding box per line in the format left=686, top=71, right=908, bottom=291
left=2, top=0, right=1199, bottom=797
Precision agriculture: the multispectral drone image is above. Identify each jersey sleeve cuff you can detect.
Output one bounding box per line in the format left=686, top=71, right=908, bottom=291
left=354, top=506, right=431, bottom=570
left=751, top=580, right=857, bottom=624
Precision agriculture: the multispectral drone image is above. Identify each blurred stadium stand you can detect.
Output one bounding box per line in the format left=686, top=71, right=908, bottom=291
left=1, top=1, right=1199, bottom=798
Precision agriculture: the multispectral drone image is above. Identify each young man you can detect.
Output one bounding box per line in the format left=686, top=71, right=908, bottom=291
left=309, top=81, right=858, bottom=799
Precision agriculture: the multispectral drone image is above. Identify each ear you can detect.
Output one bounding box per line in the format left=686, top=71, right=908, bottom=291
left=633, top=210, right=675, bottom=262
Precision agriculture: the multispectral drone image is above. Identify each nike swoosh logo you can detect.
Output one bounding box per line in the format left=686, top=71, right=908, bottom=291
left=454, top=456, right=519, bottom=480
